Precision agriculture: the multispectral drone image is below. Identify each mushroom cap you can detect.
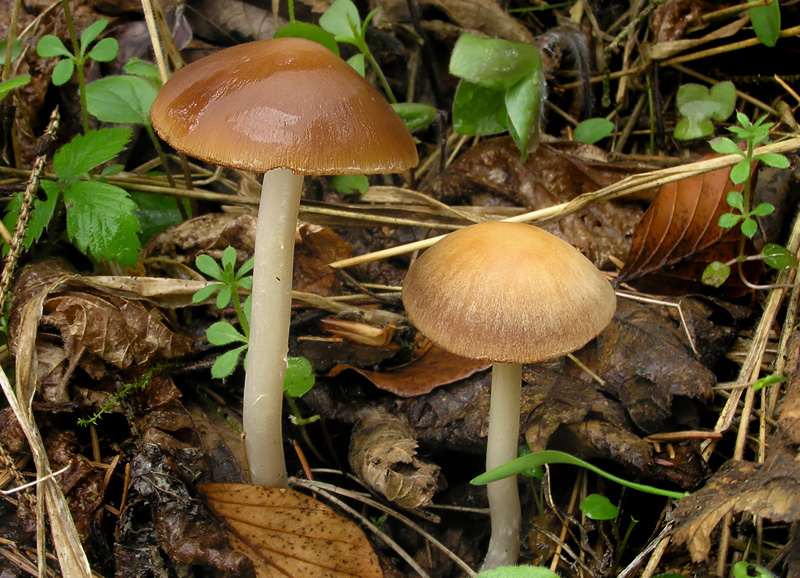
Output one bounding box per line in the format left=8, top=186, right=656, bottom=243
left=401, top=222, right=616, bottom=364
left=150, top=37, right=418, bottom=175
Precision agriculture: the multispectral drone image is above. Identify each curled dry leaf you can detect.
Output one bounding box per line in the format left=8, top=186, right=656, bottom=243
left=199, top=483, right=383, bottom=578
left=349, top=407, right=442, bottom=509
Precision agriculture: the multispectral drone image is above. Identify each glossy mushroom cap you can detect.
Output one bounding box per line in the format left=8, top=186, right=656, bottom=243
left=150, top=37, right=418, bottom=175
left=402, top=221, right=616, bottom=363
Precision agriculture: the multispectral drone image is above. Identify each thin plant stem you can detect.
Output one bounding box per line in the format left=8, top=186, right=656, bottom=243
left=60, top=0, right=89, bottom=133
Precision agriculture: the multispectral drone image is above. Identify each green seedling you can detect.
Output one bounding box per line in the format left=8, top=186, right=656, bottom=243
left=475, top=566, right=559, bottom=578
left=3, top=127, right=143, bottom=266
left=472, top=450, right=688, bottom=500
left=78, top=364, right=171, bottom=426
left=573, top=117, right=615, bottom=144
left=674, top=81, right=736, bottom=140
left=450, top=34, right=544, bottom=161
left=702, top=112, right=796, bottom=288
left=37, top=18, right=119, bottom=132
left=753, top=373, right=787, bottom=392
left=749, top=0, right=781, bottom=47
left=580, top=493, right=638, bottom=572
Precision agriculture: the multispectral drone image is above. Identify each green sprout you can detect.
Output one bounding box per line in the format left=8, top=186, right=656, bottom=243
left=674, top=81, right=736, bottom=141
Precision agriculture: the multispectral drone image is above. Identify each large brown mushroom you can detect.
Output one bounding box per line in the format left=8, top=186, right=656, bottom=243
left=401, top=221, right=616, bottom=569
left=151, top=37, right=418, bottom=487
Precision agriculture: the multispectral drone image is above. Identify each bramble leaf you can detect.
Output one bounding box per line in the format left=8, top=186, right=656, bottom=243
left=3, top=180, right=61, bottom=251
left=54, top=127, right=131, bottom=181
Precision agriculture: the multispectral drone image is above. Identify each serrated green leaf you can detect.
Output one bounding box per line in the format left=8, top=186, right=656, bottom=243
left=54, top=127, right=132, bottom=182
left=52, top=58, right=75, bottom=86
left=192, top=283, right=223, bottom=303
left=452, top=81, right=508, bottom=136
left=3, top=180, right=61, bottom=251
left=741, top=217, right=758, bottom=238
left=703, top=261, right=731, bottom=287
left=211, top=344, right=247, bottom=379
left=391, top=102, right=438, bottom=133
left=580, top=494, right=619, bottom=521
left=573, top=117, right=614, bottom=144
left=130, top=192, right=185, bottom=243
left=506, top=69, right=543, bottom=161
left=86, top=75, right=157, bottom=125
left=709, top=137, right=742, bottom=156
left=331, top=174, right=369, bottom=196
left=749, top=0, right=781, bottom=47
left=79, top=19, right=109, bottom=54
left=284, top=356, right=316, bottom=397
left=450, top=34, right=542, bottom=91
left=275, top=21, right=340, bottom=55
left=754, top=152, right=790, bottom=168
left=718, top=212, right=742, bottom=228
left=37, top=35, right=72, bottom=59
left=206, top=321, right=247, bottom=346
left=729, top=159, right=751, bottom=184
left=87, top=37, right=118, bottom=62
left=726, top=190, right=744, bottom=211
left=752, top=202, right=775, bottom=217
left=319, top=0, right=361, bottom=40
left=195, top=254, right=223, bottom=279
left=63, top=180, right=141, bottom=266
left=0, top=75, right=30, bottom=101
left=761, top=243, right=797, bottom=269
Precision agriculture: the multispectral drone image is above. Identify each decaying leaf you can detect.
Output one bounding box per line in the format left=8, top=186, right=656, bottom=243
left=199, top=483, right=384, bottom=578
left=349, top=407, right=441, bottom=509
left=293, top=224, right=351, bottom=295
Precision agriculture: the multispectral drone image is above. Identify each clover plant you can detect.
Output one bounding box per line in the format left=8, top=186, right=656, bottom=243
left=674, top=81, right=736, bottom=140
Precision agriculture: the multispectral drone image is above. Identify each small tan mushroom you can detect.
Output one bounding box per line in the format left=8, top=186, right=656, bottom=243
left=151, top=37, right=418, bottom=487
left=401, top=221, right=616, bottom=569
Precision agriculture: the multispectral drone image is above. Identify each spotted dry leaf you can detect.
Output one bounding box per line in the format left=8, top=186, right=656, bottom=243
left=199, top=483, right=383, bottom=578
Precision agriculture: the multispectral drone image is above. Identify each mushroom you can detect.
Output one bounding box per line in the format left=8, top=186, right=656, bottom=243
left=401, top=221, right=616, bottom=569
left=151, top=37, right=418, bottom=487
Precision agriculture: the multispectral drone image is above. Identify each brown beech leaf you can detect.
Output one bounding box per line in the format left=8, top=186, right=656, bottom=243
left=349, top=407, right=441, bottom=509
left=199, top=483, right=383, bottom=578
left=617, top=159, right=752, bottom=290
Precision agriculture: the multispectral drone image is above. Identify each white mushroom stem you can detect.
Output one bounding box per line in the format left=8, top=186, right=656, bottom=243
left=243, top=167, right=304, bottom=488
left=480, top=361, right=522, bottom=571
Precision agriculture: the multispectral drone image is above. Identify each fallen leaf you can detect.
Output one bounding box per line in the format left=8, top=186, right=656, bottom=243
left=199, top=483, right=384, bottom=578
left=294, top=224, right=351, bottom=295
left=349, top=407, right=441, bottom=509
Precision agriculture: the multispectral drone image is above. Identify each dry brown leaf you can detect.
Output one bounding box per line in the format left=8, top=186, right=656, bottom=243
left=294, top=224, right=351, bottom=296
left=617, top=158, right=756, bottom=293
left=199, top=483, right=383, bottom=578
left=349, top=407, right=441, bottom=509
left=328, top=343, right=490, bottom=397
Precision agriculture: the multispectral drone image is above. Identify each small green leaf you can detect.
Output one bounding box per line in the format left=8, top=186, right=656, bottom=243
left=331, top=174, right=369, bottom=196
left=215, top=286, right=233, bottom=310
left=475, top=566, right=560, bottom=578
left=733, top=561, right=777, bottom=578
left=211, top=344, right=247, bottom=379
left=319, top=0, right=362, bottom=40
left=702, top=261, right=731, bottom=287
left=709, top=137, right=742, bottom=156
left=754, top=152, right=790, bottom=168
left=37, top=35, right=72, bottom=59
left=580, top=494, right=619, bottom=521
left=726, top=190, right=744, bottom=211
left=206, top=321, right=247, bottom=346
left=79, top=19, right=109, bottom=54
left=284, top=356, right=316, bottom=397
left=237, top=257, right=255, bottom=278
left=752, top=202, right=774, bottom=217
left=192, top=283, right=224, bottom=304
left=63, top=180, right=142, bottom=266
left=124, top=57, right=163, bottom=82
left=53, top=127, right=132, bottom=181
left=346, top=53, right=365, bottom=77
left=86, top=75, right=158, bottom=125
left=450, top=34, right=542, bottom=91
left=391, top=102, right=438, bottom=133
left=452, top=81, right=508, bottom=136
left=674, top=117, right=714, bottom=140
left=718, top=212, right=742, bottom=228
left=87, top=37, right=119, bottom=63
left=274, top=21, right=339, bottom=55
left=52, top=58, right=75, bottom=86
left=130, top=192, right=186, bottom=243
left=505, top=69, right=543, bottom=161
left=0, top=39, right=24, bottom=65
left=761, top=243, right=797, bottom=269
left=752, top=373, right=787, bottom=392
left=573, top=117, right=614, bottom=144
left=221, top=246, right=237, bottom=272
left=748, top=0, right=781, bottom=47
left=740, top=217, right=758, bottom=238
left=0, top=75, right=30, bottom=101
left=195, top=254, right=223, bottom=280
left=729, top=158, right=752, bottom=185
left=708, top=81, right=736, bottom=121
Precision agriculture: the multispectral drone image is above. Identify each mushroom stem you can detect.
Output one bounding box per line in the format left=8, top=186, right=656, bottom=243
left=243, top=167, right=304, bottom=488
left=480, top=361, right=522, bottom=570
